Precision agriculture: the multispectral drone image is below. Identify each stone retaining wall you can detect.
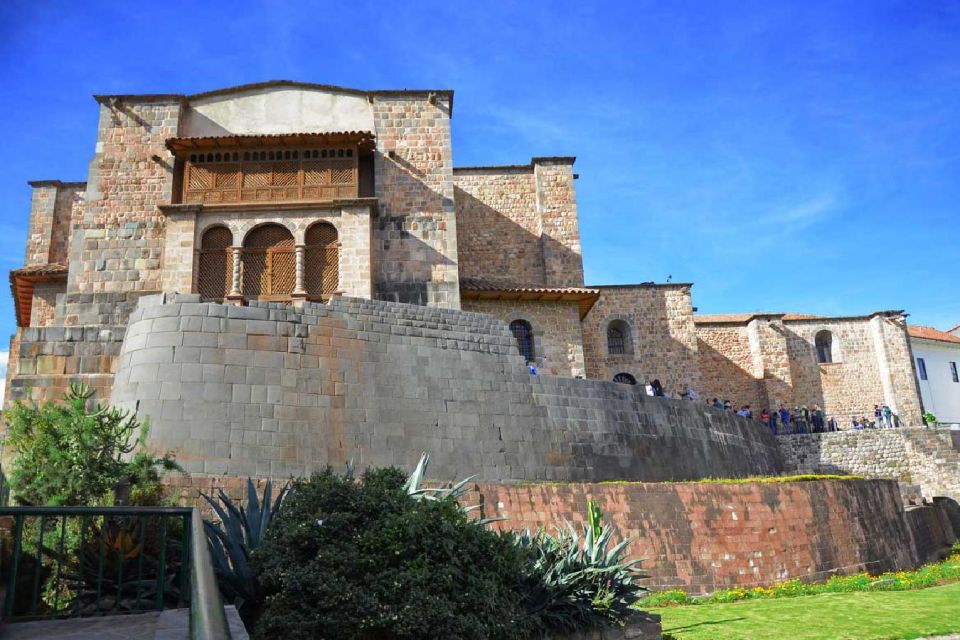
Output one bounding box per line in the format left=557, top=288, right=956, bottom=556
left=7, top=325, right=126, bottom=405
left=778, top=429, right=960, bottom=503
left=109, top=294, right=783, bottom=482
left=473, top=479, right=955, bottom=594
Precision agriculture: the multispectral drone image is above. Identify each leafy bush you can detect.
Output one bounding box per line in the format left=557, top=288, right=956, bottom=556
left=251, top=466, right=536, bottom=639
left=202, top=478, right=290, bottom=623
left=2, top=383, right=179, bottom=506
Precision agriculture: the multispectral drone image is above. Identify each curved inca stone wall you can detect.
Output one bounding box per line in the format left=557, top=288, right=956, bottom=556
left=110, top=294, right=784, bottom=481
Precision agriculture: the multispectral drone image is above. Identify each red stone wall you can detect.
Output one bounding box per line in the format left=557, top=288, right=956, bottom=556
left=473, top=479, right=920, bottom=593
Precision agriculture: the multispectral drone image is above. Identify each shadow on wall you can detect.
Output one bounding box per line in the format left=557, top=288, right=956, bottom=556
left=582, top=291, right=701, bottom=396
left=696, top=338, right=766, bottom=410
left=374, top=151, right=457, bottom=305
left=453, top=186, right=583, bottom=288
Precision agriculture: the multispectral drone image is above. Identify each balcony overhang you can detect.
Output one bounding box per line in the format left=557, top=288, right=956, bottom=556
left=10, top=264, right=68, bottom=327
left=158, top=198, right=380, bottom=216
left=459, top=278, right=600, bottom=319
left=165, top=130, right=377, bottom=157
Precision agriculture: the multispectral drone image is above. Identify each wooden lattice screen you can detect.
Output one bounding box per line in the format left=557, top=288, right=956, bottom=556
left=304, top=223, right=339, bottom=299
left=197, top=226, right=233, bottom=300
left=241, top=225, right=295, bottom=299
left=183, top=147, right=359, bottom=204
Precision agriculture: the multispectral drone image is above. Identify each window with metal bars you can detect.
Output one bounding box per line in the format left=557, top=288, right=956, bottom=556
left=815, top=330, right=834, bottom=364
left=509, top=320, right=535, bottom=362
left=607, top=320, right=631, bottom=355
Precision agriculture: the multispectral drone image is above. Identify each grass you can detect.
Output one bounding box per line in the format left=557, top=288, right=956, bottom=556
left=640, top=545, right=960, bottom=607
left=652, top=582, right=960, bottom=640
left=519, top=474, right=865, bottom=487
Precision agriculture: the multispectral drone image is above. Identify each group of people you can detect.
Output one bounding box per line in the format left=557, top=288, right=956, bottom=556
left=525, top=364, right=902, bottom=435
left=705, top=398, right=900, bottom=435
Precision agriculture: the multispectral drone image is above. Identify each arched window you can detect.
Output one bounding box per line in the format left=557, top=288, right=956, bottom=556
left=815, top=330, right=833, bottom=364
left=304, top=222, right=339, bottom=299
left=613, top=372, right=637, bottom=385
left=197, top=226, right=233, bottom=300
left=607, top=319, right=631, bottom=355
left=242, top=224, right=295, bottom=298
left=509, top=319, right=535, bottom=362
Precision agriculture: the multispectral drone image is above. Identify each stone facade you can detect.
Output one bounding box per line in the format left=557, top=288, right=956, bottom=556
left=582, top=285, right=701, bottom=392
left=454, top=159, right=583, bottom=288
left=4, top=80, right=924, bottom=452
left=460, top=298, right=585, bottom=377
left=372, top=94, right=460, bottom=308
left=696, top=313, right=924, bottom=424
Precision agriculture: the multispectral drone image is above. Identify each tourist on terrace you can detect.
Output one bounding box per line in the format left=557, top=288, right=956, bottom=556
left=769, top=409, right=779, bottom=434
left=723, top=399, right=732, bottom=411
left=812, top=404, right=825, bottom=432
left=651, top=379, right=665, bottom=397
left=760, top=408, right=772, bottom=432
left=779, top=405, right=791, bottom=434
left=882, top=405, right=894, bottom=428
left=874, top=404, right=883, bottom=427
left=736, top=406, right=750, bottom=418
left=527, top=361, right=538, bottom=376
left=712, top=398, right=723, bottom=409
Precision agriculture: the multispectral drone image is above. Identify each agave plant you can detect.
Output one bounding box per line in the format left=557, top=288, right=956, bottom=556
left=515, top=501, right=648, bottom=632
left=201, top=478, right=290, bottom=618
left=403, top=452, right=503, bottom=526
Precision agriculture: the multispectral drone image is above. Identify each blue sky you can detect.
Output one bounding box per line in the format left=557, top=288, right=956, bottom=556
left=0, top=0, right=957, bottom=354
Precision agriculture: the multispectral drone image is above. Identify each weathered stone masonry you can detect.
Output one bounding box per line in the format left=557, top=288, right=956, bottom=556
left=108, top=294, right=783, bottom=482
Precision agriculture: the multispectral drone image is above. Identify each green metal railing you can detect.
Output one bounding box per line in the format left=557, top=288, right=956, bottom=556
left=0, top=506, right=230, bottom=639
left=0, top=465, right=8, bottom=507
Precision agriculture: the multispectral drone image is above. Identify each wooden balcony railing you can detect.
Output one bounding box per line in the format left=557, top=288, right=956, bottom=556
left=182, top=146, right=359, bottom=205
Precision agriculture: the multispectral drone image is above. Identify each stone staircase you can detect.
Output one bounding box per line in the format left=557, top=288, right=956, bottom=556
left=901, top=429, right=960, bottom=503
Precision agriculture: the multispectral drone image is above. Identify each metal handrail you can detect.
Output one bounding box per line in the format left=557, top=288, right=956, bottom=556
left=189, top=506, right=231, bottom=640
left=0, top=505, right=231, bottom=638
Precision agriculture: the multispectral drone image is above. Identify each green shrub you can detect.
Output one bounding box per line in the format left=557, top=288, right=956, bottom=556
left=2, top=383, right=179, bottom=506
left=251, top=467, right=537, bottom=640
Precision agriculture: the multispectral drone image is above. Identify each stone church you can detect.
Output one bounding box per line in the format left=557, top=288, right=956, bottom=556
left=6, top=81, right=923, bottom=427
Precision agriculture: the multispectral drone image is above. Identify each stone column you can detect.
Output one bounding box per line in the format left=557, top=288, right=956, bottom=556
left=226, top=246, right=243, bottom=304
left=292, top=245, right=307, bottom=304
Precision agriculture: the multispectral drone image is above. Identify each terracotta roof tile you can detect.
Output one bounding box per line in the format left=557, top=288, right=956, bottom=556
left=11, top=264, right=68, bottom=277
left=459, top=277, right=598, bottom=295
left=908, top=325, right=960, bottom=345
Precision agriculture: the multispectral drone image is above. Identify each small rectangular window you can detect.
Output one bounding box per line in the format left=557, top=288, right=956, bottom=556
left=917, top=357, right=928, bottom=381
left=951, top=361, right=959, bottom=383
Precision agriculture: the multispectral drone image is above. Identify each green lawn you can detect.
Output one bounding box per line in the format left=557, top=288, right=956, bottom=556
left=651, top=582, right=960, bottom=640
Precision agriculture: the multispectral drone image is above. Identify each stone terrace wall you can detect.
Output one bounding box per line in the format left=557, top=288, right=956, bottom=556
left=7, top=325, right=126, bottom=406
left=474, top=479, right=940, bottom=594
left=109, top=295, right=783, bottom=482
left=778, top=429, right=960, bottom=503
